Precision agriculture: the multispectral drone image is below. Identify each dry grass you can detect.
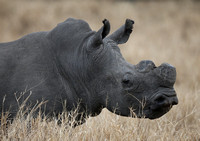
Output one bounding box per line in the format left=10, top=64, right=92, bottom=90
left=0, top=0, right=200, bottom=140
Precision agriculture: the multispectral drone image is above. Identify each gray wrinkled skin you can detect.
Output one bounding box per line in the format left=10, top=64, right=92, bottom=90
left=0, top=18, right=178, bottom=122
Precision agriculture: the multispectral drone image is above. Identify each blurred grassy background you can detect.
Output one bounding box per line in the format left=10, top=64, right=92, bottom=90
left=0, top=0, right=200, bottom=140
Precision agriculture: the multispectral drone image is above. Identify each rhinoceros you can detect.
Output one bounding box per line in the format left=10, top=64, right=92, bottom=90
left=0, top=18, right=178, bottom=122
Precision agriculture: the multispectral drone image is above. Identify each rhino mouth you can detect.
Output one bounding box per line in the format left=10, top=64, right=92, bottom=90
left=146, top=97, right=177, bottom=119
left=133, top=103, right=172, bottom=119
left=146, top=105, right=172, bottom=119
left=133, top=104, right=172, bottom=119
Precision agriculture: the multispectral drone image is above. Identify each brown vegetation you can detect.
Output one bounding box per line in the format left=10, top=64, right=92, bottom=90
left=0, top=0, right=200, bottom=140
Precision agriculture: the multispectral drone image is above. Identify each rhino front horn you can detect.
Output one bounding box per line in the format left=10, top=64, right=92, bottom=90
left=154, top=63, right=176, bottom=87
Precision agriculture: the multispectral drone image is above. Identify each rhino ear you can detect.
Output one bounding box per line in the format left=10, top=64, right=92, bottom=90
left=101, top=19, right=110, bottom=39
left=89, top=19, right=110, bottom=47
left=107, top=19, right=134, bottom=44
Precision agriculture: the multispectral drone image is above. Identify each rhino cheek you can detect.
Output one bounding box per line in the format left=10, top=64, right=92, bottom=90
left=103, top=89, right=134, bottom=116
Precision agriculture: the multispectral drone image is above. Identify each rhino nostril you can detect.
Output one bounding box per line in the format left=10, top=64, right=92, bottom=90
left=155, top=96, right=166, bottom=104
left=122, top=78, right=132, bottom=87
left=172, top=100, right=178, bottom=105
left=171, top=97, right=178, bottom=105
left=154, top=94, right=178, bottom=107
left=154, top=95, right=172, bottom=107
left=123, top=79, right=130, bottom=84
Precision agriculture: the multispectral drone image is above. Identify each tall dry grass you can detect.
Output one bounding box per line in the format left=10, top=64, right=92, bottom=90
left=0, top=0, right=200, bottom=140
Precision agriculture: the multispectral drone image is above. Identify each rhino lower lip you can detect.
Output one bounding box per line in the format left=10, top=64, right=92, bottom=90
left=150, top=103, right=173, bottom=110
left=147, top=106, right=172, bottom=119
left=131, top=106, right=171, bottom=119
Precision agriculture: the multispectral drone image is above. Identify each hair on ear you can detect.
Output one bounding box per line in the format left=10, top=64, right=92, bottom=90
left=102, top=19, right=110, bottom=39
left=124, top=19, right=134, bottom=34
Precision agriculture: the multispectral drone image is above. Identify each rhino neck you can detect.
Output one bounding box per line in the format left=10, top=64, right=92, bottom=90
left=46, top=33, right=103, bottom=117
left=57, top=63, right=102, bottom=117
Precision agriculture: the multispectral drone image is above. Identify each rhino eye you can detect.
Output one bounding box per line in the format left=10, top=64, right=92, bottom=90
left=122, top=74, right=143, bottom=92
left=122, top=73, right=132, bottom=87
left=122, top=79, right=130, bottom=84
left=122, top=79, right=131, bottom=87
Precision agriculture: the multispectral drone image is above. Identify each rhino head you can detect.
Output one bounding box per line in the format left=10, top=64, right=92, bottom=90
left=84, top=19, right=178, bottom=119
left=49, top=18, right=178, bottom=120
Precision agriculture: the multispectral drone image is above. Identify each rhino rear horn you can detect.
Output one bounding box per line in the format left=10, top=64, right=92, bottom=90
left=108, top=19, right=134, bottom=44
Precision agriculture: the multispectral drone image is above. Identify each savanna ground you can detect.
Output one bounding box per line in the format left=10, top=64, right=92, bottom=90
left=0, top=0, right=200, bottom=140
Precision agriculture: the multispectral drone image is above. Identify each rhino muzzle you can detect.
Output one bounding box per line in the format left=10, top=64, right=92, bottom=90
left=151, top=88, right=178, bottom=109
left=124, top=60, right=178, bottom=119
